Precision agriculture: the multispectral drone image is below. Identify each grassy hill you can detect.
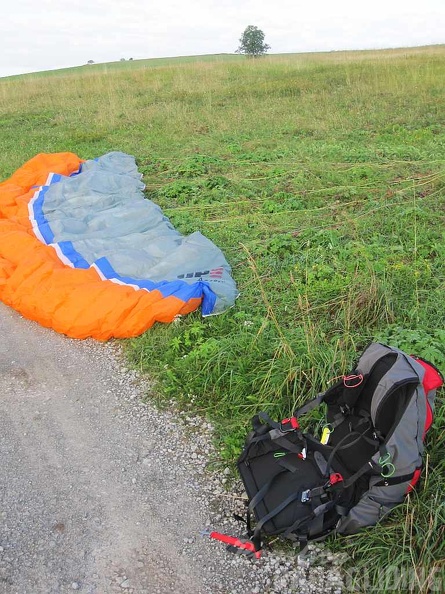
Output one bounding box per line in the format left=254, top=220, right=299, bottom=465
left=1, top=46, right=444, bottom=591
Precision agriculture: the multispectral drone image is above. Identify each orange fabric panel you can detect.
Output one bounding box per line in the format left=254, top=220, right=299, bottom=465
left=0, top=153, right=202, bottom=339
left=0, top=152, right=83, bottom=193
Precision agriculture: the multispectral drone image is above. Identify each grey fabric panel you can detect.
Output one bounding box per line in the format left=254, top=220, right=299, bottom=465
left=415, top=386, right=427, bottom=457
left=365, top=349, right=423, bottom=475
left=39, top=151, right=238, bottom=314
left=426, top=388, right=436, bottom=413
left=337, top=481, right=409, bottom=535
left=355, top=342, right=393, bottom=375
left=80, top=152, right=143, bottom=179
left=384, top=400, right=423, bottom=474
left=366, top=348, right=428, bottom=466
left=370, top=353, right=418, bottom=425
left=400, top=355, right=432, bottom=452
left=369, top=483, right=408, bottom=505
left=336, top=494, right=392, bottom=535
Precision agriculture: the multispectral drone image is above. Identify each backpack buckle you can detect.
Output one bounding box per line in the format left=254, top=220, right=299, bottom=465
left=328, top=473, right=344, bottom=486
left=280, top=416, right=299, bottom=432
left=301, top=489, right=311, bottom=503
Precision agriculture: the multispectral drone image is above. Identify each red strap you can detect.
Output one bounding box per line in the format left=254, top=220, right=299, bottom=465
left=209, top=531, right=261, bottom=559
left=406, top=468, right=422, bottom=494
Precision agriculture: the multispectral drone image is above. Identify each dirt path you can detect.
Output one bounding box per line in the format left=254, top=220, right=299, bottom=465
left=0, top=303, right=344, bottom=594
left=0, top=303, right=246, bottom=594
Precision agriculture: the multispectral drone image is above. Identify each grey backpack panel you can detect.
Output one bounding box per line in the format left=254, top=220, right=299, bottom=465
left=369, top=354, right=418, bottom=425
left=334, top=343, right=442, bottom=534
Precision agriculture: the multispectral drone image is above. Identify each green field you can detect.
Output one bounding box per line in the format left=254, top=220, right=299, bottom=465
left=1, top=46, right=444, bottom=592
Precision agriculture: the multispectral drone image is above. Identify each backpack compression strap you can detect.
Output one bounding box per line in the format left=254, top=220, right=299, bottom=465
left=248, top=411, right=307, bottom=457
left=245, top=467, right=346, bottom=551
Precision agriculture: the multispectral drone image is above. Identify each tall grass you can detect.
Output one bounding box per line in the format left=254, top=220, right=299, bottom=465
left=1, top=46, right=444, bottom=591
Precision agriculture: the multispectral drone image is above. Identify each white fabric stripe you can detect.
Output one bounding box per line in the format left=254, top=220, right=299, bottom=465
left=91, top=263, right=149, bottom=292
left=28, top=189, right=46, bottom=243
left=50, top=243, right=74, bottom=267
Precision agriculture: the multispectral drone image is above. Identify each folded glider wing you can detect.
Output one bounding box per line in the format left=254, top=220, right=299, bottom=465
left=0, top=152, right=238, bottom=339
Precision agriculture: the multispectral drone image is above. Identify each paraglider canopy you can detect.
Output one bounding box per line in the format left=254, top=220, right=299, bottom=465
left=0, top=151, right=238, bottom=339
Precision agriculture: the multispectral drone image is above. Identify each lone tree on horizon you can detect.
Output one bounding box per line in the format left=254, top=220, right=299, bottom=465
left=236, top=25, right=270, bottom=57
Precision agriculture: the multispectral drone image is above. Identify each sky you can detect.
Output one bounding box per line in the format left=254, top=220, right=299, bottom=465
left=1, top=0, right=444, bottom=78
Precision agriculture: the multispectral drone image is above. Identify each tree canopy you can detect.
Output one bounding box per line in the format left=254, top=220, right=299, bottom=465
left=236, top=26, right=270, bottom=57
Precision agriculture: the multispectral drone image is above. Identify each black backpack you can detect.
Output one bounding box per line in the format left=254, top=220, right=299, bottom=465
left=208, top=343, right=443, bottom=558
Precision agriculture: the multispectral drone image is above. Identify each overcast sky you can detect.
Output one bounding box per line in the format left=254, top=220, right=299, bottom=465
left=1, top=0, right=444, bottom=77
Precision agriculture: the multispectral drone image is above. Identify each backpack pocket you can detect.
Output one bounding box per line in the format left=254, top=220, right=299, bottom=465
left=239, top=449, right=325, bottom=535
left=336, top=481, right=407, bottom=535
left=336, top=492, right=394, bottom=534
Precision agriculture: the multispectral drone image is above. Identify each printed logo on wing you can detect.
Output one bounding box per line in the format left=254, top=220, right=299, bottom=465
left=177, top=267, right=224, bottom=280
left=210, top=267, right=224, bottom=279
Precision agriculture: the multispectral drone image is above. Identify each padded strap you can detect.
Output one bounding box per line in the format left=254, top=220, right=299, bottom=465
left=282, top=499, right=334, bottom=540
left=257, top=411, right=281, bottom=429
left=249, top=411, right=306, bottom=455
left=308, top=505, right=330, bottom=537
left=373, top=471, right=416, bottom=487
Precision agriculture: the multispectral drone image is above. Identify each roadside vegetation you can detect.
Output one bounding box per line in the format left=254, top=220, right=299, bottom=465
left=1, top=45, right=444, bottom=592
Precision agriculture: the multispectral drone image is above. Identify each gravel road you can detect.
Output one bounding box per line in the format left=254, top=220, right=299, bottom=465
left=0, top=303, right=345, bottom=594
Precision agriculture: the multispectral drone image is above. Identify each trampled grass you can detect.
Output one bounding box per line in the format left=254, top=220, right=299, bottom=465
left=1, top=46, right=444, bottom=592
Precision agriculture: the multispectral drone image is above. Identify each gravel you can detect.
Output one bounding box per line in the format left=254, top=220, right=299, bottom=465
left=0, top=303, right=346, bottom=593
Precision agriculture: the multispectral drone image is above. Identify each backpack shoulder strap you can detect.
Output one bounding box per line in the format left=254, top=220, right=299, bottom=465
left=370, top=350, right=419, bottom=428
left=293, top=393, right=325, bottom=417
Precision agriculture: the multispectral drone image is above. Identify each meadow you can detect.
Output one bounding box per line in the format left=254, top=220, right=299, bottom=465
left=1, top=46, right=444, bottom=592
